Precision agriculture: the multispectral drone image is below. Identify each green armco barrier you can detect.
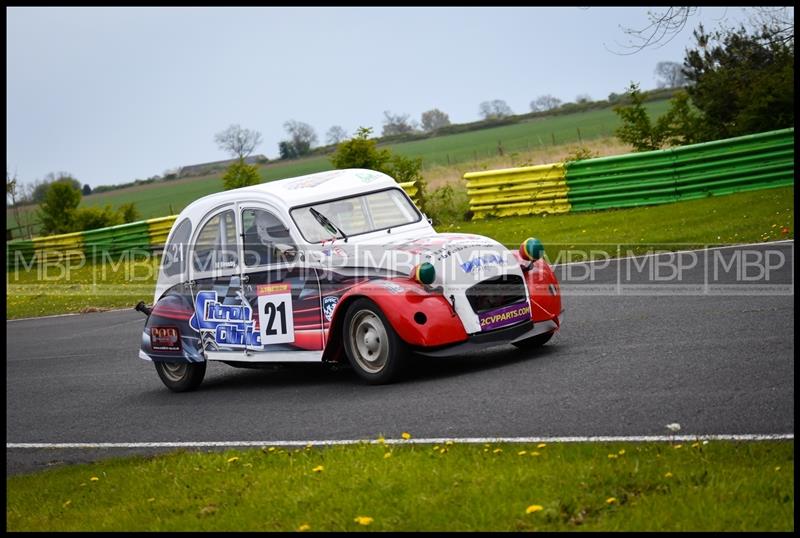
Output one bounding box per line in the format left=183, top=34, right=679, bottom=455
left=5, top=240, right=35, bottom=271
left=83, top=220, right=153, bottom=261
left=565, top=128, right=794, bottom=212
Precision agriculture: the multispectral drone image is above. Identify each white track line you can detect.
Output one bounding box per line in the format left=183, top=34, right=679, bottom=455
left=6, top=433, right=793, bottom=449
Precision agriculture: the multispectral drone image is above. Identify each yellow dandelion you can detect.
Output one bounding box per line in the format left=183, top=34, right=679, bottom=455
left=608, top=454, right=618, bottom=459
left=673, top=444, right=683, bottom=449
left=526, top=504, right=544, bottom=514
left=606, top=497, right=617, bottom=505
left=227, top=456, right=239, bottom=463
left=484, top=443, right=491, bottom=448
left=775, top=466, right=781, bottom=471
left=537, top=443, right=546, bottom=448
left=518, top=450, right=527, bottom=456
left=354, top=516, right=374, bottom=526
left=312, top=465, right=324, bottom=473
left=384, top=452, right=392, bottom=459
left=62, top=500, right=72, bottom=508
left=483, top=448, right=489, bottom=452
left=376, top=436, right=386, bottom=444
left=297, top=524, right=311, bottom=532
left=664, top=472, right=673, bottom=478
left=147, top=498, right=155, bottom=502
left=493, top=448, right=503, bottom=454
left=401, top=432, right=412, bottom=440
left=530, top=451, right=540, bottom=457
left=90, top=476, right=100, bottom=481
left=305, top=443, right=313, bottom=449
left=268, top=446, right=277, bottom=452
left=445, top=440, right=454, bottom=446
left=433, top=445, right=440, bottom=451
left=691, top=442, right=700, bottom=448
left=618, top=449, right=626, bottom=455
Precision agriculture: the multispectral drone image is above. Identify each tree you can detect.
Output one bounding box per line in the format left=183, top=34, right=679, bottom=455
left=478, top=100, right=513, bottom=119
left=283, top=120, right=318, bottom=157
left=28, top=173, right=80, bottom=204
left=330, top=127, right=391, bottom=171
left=610, top=7, right=698, bottom=55
left=278, top=140, right=298, bottom=160
left=682, top=22, right=794, bottom=140
left=118, top=202, right=141, bottom=223
left=37, top=180, right=82, bottom=235
left=73, top=205, right=123, bottom=231
left=529, top=95, right=562, bottom=112
left=654, top=61, right=687, bottom=88
left=214, top=124, right=263, bottom=162
left=222, top=161, right=261, bottom=190
left=326, top=125, right=348, bottom=145
left=82, top=184, right=92, bottom=195
left=7, top=169, right=27, bottom=238
left=613, top=82, right=669, bottom=151
left=381, top=111, right=417, bottom=136
left=330, top=127, right=427, bottom=214
left=575, top=94, right=593, bottom=104
left=420, top=109, right=451, bottom=132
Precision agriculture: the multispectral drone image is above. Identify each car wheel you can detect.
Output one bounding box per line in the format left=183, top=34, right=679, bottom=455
left=154, top=361, right=206, bottom=392
left=343, top=298, right=408, bottom=384
left=512, top=330, right=554, bottom=350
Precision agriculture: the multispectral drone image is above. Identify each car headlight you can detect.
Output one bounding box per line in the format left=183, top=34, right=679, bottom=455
left=519, top=237, right=544, bottom=261
left=411, top=262, right=436, bottom=285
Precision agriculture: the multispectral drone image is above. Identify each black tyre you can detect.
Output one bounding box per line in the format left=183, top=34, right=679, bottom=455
left=512, top=330, right=554, bottom=350
left=154, top=361, right=207, bottom=392
left=343, top=298, right=408, bottom=384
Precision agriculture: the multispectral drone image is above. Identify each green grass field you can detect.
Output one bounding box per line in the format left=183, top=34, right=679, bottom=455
left=5, top=186, right=793, bottom=319
left=6, top=440, right=793, bottom=531
left=7, top=100, right=670, bottom=232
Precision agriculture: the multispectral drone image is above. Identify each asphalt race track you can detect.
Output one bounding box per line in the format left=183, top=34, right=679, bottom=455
left=6, top=241, right=794, bottom=475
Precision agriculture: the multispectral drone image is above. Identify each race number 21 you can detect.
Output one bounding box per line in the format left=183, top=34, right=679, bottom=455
left=257, top=288, right=294, bottom=345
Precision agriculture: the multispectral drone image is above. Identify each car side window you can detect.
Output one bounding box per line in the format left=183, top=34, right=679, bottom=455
left=241, top=208, right=295, bottom=267
left=162, top=218, right=192, bottom=277
left=192, top=209, right=238, bottom=273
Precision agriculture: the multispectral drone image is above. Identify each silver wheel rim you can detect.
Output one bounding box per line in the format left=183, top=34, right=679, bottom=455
left=349, top=309, right=389, bottom=374
left=160, top=362, right=188, bottom=382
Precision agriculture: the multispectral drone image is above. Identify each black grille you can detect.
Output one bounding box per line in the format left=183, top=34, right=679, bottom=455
left=465, top=274, right=527, bottom=314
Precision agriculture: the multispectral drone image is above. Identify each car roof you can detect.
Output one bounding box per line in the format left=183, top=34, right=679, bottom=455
left=176, top=168, right=401, bottom=224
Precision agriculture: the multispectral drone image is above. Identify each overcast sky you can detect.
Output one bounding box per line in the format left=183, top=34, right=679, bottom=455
left=7, top=6, right=762, bottom=188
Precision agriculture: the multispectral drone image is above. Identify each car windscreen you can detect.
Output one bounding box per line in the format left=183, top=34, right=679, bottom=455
left=290, top=188, right=421, bottom=243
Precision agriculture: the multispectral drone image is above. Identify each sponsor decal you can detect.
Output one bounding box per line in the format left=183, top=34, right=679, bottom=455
left=257, top=283, right=291, bottom=296
left=284, top=171, right=341, bottom=190
left=460, top=253, right=505, bottom=273
left=479, top=302, right=531, bottom=332
left=321, top=245, right=346, bottom=258
left=189, top=291, right=262, bottom=348
left=378, top=281, right=404, bottom=294
left=151, top=326, right=181, bottom=352
left=355, top=171, right=381, bottom=183
left=322, top=296, right=339, bottom=322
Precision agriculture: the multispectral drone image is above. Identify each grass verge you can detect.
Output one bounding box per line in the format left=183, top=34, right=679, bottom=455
left=5, top=186, right=793, bottom=319
left=6, top=440, right=793, bottom=531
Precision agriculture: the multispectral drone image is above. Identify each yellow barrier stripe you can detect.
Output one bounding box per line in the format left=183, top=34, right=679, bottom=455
left=464, top=163, right=569, bottom=219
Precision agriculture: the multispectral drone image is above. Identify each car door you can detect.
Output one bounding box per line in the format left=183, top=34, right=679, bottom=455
left=187, top=205, right=256, bottom=359
left=237, top=203, right=324, bottom=361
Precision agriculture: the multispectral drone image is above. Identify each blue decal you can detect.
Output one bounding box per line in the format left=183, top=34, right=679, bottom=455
left=189, top=290, right=262, bottom=348
left=322, top=295, right=338, bottom=322
left=460, top=253, right=504, bottom=273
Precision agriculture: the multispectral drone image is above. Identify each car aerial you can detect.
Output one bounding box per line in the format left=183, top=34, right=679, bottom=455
left=136, top=168, right=563, bottom=391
